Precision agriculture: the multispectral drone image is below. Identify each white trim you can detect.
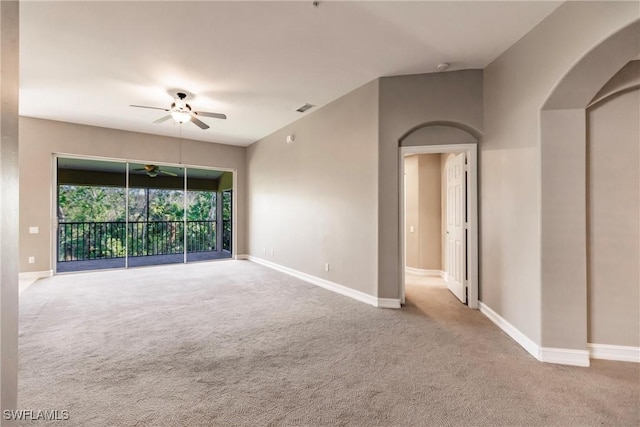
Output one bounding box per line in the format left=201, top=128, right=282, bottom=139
left=377, top=298, right=402, bottom=309
left=588, top=343, right=640, bottom=363
left=235, top=254, right=249, bottom=260
left=539, top=347, right=590, bottom=367
left=231, top=171, right=238, bottom=259
left=399, top=143, right=479, bottom=309
left=183, top=166, right=188, bottom=264
left=480, top=302, right=591, bottom=367
left=125, top=162, right=130, bottom=268
left=52, top=154, right=58, bottom=274
left=479, top=302, right=540, bottom=360
left=19, top=270, right=53, bottom=281
left=248, top=256, right=399, bottom=308
left=404, top=267, right=443, bottom=277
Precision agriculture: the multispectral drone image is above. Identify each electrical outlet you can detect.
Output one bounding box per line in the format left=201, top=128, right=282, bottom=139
left=29, top=226, right=39, bottom=234
left=325, top=263, right=330, bottom=272
left=410, top=225, right=415, bottom=233
left=28, top=256, right=35, bottom=264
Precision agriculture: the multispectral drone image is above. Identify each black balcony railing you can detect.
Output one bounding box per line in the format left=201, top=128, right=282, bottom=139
left=57, top=220, right=218, bottom=262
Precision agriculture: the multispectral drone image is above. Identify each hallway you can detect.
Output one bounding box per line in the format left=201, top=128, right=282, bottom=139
left=405, top=273, right=470, bottom=322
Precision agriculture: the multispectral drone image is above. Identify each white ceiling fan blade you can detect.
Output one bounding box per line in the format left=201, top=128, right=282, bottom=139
left=194, top=111, right=227, bottom=120
left=190, top=115, right=210, bottom=130
left=158, top=170, right=178, bottom=177
left=130, top=105, right=170, bottom=112
left=153, top=115, right=172, bottom=124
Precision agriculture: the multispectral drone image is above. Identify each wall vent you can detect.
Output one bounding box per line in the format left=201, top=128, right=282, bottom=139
left=296, top=103, right=315, bottom=113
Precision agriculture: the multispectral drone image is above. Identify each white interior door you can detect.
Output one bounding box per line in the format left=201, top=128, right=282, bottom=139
left=445, top=153, right=466, bottom=303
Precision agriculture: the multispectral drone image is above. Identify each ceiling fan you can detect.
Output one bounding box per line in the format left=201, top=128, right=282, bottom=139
left=130, top=92, right=226, bottom=130
left=134, top=164, right=177, bottom=178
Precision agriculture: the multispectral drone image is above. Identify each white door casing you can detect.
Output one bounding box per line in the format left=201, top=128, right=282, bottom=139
left=402, top=171, right=407, bottom=304
left=399, top=143, right=478, bottom=309
left=445, top=153, right=466, bottom=303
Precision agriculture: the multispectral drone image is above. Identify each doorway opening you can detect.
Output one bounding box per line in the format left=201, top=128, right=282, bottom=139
left=399, top=144, right=478, bottom=308
left=55, top=156, right=235, bottom=273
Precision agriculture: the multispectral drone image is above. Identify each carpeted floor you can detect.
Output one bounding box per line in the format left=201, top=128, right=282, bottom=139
left=18, top=261, right=639, bottom=426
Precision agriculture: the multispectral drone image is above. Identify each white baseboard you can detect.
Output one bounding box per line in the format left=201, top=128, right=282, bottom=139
left=588, top=343, right=640, bottom=363
left=248, top=256, right=400, bottom=309
left=405, top=267, right=443, bottom=277
left=539, top=347, right=590, bottom=367
left=479, top=301, right=590, bottom=367
left=19, top=270, right=52, bottom=281
left=235, top=254, right=249, bottom=260
left=479, top=302, right=540, bottom=360
left=377, top=298, right=402, bottom=309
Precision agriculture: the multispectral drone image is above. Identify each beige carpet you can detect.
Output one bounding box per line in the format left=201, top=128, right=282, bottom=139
left=18, top=261, right=639, bottom=426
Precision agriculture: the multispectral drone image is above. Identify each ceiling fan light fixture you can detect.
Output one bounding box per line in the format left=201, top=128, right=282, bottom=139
left=131, top=91, right=223, bottom=130
left=174, top=98, right=187, bottom=110
left=171, top=110, right=192, bottom=124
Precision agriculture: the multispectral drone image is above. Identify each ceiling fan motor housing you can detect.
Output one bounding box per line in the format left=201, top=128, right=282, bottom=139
left=172, top=93, right=191, bottom=113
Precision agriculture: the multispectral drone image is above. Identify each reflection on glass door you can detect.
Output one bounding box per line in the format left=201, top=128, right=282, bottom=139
left=186, top=168, right=232, bottom=262
left=56, top=158, right=126, bottom=272
left=222, top=189, right=232, bottom=253
left=127, top=163, right=185, bottom=268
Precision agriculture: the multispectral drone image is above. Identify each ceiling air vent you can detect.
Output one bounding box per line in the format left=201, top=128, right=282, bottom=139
left=296, top=103, right=315, bottom=113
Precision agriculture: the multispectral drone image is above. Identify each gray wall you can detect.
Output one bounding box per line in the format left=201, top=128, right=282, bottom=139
left=246, top=80, right=379, bottom=296
left=418, top=155, right=442, bottom=271
left=247, top=69, right=482, bottom=300
left=482, top=1, right=638, bottom=346
left=405, top=154, right=442, bottom=271
left=19, top=117, right=246, bottom=273
left=587, top=88, right=640, bottom=347
left=378, top=70, right=483, bottom=299
left=1, top=0, right=19, bottom=416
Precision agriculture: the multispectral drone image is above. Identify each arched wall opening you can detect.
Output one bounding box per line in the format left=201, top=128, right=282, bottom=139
left=398, top=122, right=480, bottom=308
left=399, top=121, right=481, bottom=147
left=586, top=68, right=639, bottom=356
left=539, top=20, right=640, bottom=362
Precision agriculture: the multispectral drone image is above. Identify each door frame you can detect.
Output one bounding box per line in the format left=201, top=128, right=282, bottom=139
left=399, top=143, right=479, bottom=309
left=51, top=153, right=237, bottom=274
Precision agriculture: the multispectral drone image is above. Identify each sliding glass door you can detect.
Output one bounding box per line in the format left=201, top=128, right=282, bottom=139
left=56, top=157, right=233, bottom=273
left=186, top=168, right=218, bottom=262
left=56, top=158, right=127, bottom=272
left=127, top=163, right=185, bottom=268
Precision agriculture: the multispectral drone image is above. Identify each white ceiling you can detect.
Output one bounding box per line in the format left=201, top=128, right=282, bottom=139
left=20, top=1, right=562, bottom=147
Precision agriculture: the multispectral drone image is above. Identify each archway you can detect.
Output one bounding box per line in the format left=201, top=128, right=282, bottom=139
left=539, top=20, right=639, bottom=365
left=398, top=122, right=480, bottom=308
